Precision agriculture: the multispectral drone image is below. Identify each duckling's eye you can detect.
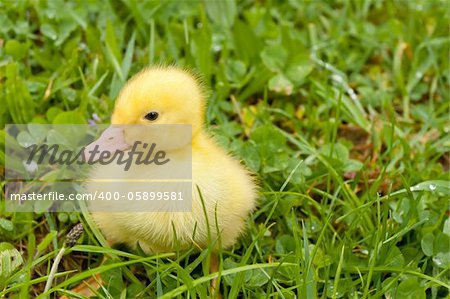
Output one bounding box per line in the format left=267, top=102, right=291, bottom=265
left=144, top=111, right=159, bottom=121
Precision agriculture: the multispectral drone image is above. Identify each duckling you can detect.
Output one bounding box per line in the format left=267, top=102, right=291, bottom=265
left=87, top=66, right=257, bottom=255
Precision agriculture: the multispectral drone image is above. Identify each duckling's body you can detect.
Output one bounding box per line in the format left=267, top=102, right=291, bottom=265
left=88, top=67, right=256, bottom=253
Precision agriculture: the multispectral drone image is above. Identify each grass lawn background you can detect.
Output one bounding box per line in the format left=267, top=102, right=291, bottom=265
left=0, top=0, right=449, bottom=298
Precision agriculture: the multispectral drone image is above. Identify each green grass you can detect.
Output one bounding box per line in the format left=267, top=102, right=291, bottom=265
left=1, top=0, right=450, bottom=298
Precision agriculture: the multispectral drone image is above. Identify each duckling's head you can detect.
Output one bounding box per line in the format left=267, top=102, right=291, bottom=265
left=112, top=66, right=206, bottom=136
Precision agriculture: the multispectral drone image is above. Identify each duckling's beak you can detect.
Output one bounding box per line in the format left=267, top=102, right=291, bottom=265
left=83, top=126, right=131, bottom=161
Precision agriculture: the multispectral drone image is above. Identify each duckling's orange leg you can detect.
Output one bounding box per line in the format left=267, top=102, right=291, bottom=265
left=210, top=253, right=222, bottom=299
left=59, top=240, right=113, bottom=299
left=58, top=274, right=102, bottom=299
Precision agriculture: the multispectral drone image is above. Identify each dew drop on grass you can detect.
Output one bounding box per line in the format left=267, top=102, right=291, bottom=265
left=22, top=160, right=38, bottom=173
left=326, top=282, right=346, bottom=298
left=331, top=74, right=344, bottom=84
left=433, top=255, right=443, bottom=267
left=429, top=184, right=437, bottom=191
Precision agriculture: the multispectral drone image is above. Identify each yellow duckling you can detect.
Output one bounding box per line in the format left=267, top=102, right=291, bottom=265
left=87, top=66, right=257, bottom=254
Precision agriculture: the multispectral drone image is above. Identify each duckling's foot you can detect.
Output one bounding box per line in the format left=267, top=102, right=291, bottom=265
left=210, top=253, right=222, bottom=299
left=58, top=273, right=102, bottom=299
